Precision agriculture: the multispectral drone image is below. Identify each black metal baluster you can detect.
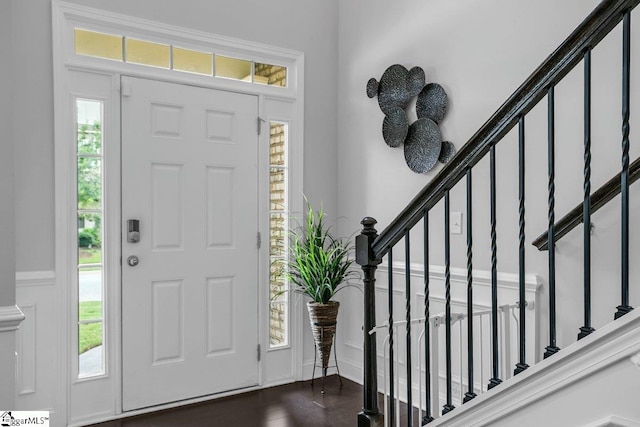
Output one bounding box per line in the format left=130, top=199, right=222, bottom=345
left=579, top=50, right=596, bottom=339
left=423, top=212, right=434, bottom=425
left=388, top=248, right=396, bottom=426
left=442, top=191, right=456, bottom=414
left=405, top=231, right=413, bottom=426
left=616, top=11, right=634, bottom=320
left=464, top=170, right=477, bottom=402
left=515, top=116, right=529, bottom=375
left=488, top=146, right=502, bottom=390
left=545, top=86, right=561, bottom=359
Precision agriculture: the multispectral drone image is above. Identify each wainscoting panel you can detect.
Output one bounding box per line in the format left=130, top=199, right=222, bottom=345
left=337, top=263, right=542, bottom=403
left=16, top=303, right=36, bottom=395
left=15, top=271, right=57, bottom=412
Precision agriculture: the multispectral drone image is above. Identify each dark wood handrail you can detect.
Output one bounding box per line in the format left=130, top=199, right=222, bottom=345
left=371, top=0, right=640, bottom=260
left=532, top=156, right=640, bottom=251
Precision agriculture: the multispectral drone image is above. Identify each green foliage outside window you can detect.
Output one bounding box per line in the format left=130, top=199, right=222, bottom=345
left=77, top=122, right=102, bottom=249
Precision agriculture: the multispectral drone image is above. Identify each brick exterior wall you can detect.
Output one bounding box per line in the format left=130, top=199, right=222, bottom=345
left=255, top=63, right=287, bottom=87
left=269, top=122, right=287, bottom=346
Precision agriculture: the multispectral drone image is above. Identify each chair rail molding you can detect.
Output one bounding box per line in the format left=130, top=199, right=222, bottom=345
left=631, top=352, right=640, bottom=370
left=378, top=261, right=542, bottom=294
left=16, top=271, right=56, bottom=288
left=585, top=416, right=640, bottom=427
left=0, top=304, right=26, bottom=332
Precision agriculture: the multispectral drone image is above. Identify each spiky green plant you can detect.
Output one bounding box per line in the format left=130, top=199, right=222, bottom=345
left=283, top=203, right=356, bottom=304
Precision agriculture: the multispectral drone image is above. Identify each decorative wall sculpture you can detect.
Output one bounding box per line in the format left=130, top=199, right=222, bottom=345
left=368, top=65, right=455, bottom=173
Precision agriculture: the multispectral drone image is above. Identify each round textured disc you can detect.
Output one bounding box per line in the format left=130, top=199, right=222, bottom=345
left=378, top=64, right=411, bottom=115
left=416, top=83, right=448, bottom=123
left=408, top=66, right=426, bottom=97
left=366, top=78, right=379, bottom=98
left=382, top=107, right=409, bottom=147
left=404, top=118, right=442, bottom=173
left=438, top=141, right=456, bottom=164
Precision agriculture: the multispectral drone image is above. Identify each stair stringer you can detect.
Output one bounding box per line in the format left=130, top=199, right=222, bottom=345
left=431, top=309, right=640, bottom=427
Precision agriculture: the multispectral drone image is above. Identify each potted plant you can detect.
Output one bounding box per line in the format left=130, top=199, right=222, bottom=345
left=279, top=202, right=356, bottom=379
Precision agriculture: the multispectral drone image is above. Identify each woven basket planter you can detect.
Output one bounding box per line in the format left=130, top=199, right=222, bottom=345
left=307, top=301, right=340, bottom=370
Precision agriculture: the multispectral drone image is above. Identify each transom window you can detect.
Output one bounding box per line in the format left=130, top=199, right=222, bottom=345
left=74, top=28, right=287, bottom=86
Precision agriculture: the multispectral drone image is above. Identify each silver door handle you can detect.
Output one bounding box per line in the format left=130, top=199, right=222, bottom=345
left=127, top=255, right=139, bottom=267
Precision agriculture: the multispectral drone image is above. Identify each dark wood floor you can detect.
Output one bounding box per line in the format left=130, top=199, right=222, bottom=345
left=89, top=376, right=364, bottom=427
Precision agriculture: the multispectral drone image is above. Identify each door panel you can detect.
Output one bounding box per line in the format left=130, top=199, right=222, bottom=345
left=121, top=76, right=259, bottom=411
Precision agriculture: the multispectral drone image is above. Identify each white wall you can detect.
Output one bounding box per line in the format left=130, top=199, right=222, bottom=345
left=337, top=0, right=640, bottom=372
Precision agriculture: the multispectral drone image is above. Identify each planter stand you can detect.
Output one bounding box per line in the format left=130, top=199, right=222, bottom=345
left=310, top=327, right=343, bottom=394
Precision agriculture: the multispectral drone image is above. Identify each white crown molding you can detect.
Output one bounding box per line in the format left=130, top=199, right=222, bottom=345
left=0, top=305, right=26, bottom=332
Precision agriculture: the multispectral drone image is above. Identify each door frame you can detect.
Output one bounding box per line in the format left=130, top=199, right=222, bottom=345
left=53, top=2, right=305, bottom=425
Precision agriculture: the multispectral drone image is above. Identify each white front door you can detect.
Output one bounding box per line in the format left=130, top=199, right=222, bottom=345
left=121, top=76, right=259, bottom=411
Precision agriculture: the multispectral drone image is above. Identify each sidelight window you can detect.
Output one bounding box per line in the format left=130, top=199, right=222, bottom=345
left=76, top=98, right=105, bottom=378
left=269, top=122, right=289, bottom=348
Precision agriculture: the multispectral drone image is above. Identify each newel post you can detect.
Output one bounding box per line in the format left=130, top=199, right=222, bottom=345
left=356, top=217, right=384, bottom=427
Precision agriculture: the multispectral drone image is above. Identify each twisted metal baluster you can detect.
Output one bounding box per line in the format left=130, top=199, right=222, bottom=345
left=616, top=11, right=634, bottom=320
left=464, top=170, right=477, bottom=401
left=488, top=146, right=502, bottom=389
left=442, top=191, right=456, bottom=414
left=515, top=115, right=529, bottom=375
left=405, top=231, right=413, bottom=426
left=579, top=49, right=596, bottom=339
left=545, top=86, right=561, bottom=359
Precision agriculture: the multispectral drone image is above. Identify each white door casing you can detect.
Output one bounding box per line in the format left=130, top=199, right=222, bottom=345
left=121, top=76, right=259, bottom=411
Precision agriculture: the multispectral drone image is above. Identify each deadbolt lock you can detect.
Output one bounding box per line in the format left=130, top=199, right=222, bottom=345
left=127, top=219, right=140, bottom=243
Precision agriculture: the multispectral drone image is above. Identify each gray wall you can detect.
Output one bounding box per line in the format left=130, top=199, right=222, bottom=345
left=0, top=0, right=17, bottom=410
left=12, top=0, right=55, bottom=273
left=0, top=0, right=15, bottom=306
left=337, top=0, right=640, bottom=355
left=12, top=0, right=340, bottom=272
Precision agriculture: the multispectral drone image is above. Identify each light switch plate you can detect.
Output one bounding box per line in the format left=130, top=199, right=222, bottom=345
left=451, top=212, right=462, bottom=234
